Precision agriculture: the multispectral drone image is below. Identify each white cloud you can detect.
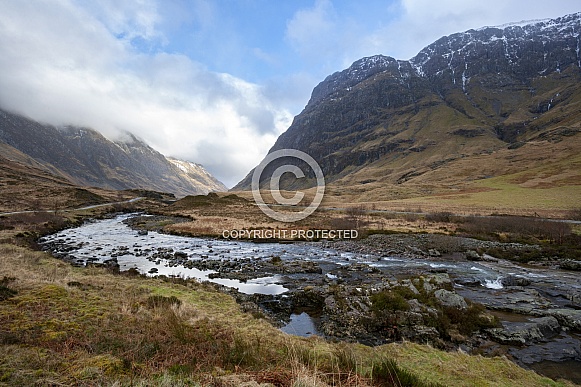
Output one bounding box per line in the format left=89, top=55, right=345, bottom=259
left=286, top=0, right=337, bottom=57
left=84, top=0, right=163, bottom=43
left=0, top=0, right=291, bottom=188
left=285, top=0, right=364, bottom=73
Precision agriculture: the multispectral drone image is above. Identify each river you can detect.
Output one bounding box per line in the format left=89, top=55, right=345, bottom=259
left=39, top=213, right=581, bottom=384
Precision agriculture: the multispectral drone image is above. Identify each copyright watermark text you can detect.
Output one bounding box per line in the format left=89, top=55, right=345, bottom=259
left=222, top=229, right=358, bottom=240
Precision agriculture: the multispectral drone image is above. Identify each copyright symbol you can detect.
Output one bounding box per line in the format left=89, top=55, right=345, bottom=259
left=251, top=149, right=325, bottom=222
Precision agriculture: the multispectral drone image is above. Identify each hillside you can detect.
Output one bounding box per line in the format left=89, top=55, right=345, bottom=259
left=0, top=152, right=105, bottom=213
left=167, top=157, right=227, bottom=193
left=233, top=13, right=581, bottom=213
left=0, top=109, right=226, bottom=197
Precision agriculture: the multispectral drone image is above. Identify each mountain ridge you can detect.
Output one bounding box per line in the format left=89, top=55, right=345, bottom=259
left=0, top=109, right=226, bottom=197
left=232, top=11, right=581, bottom=205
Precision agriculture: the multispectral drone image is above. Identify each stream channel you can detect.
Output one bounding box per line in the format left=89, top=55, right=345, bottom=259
left=39, top=213, right=581, bottom=384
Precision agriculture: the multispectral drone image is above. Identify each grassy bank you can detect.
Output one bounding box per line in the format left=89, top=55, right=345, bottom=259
left=0, top=242, right=572, bottom=386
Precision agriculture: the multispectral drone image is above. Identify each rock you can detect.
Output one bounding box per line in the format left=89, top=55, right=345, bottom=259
left=560, top=260, right=581, bottom=271
left=103, top=258, right=120, bottom=273
left=456, top=287, right=553, bottom=315
left=427, top=273, right=453, bottom=288
left=546, top=309, right=581, bottom=330
left=481, top=254, right=498, bottom=262
left=404, top=325, right=440, bottom=342
left=508, top=332, right=581, bottom=364
left=420, top=280, right=434, bottom=293
left=407, top=298, right=424, bottom=313
left=408, top=246, right=426, bottom=256
left=487, top=316, right=561, bottom=345
left=428, top=249, right=441, bottom=257
left=501, top=275, right=531, bottom=287
left=465, top=250, right=482, bottom=261
left=400, top=279, right=419, bottom=295
left=454, top=277, right=482, bottom=287
left=148, top=267, right=158, bottom=274
left=434, top=289, right=467, bottom=309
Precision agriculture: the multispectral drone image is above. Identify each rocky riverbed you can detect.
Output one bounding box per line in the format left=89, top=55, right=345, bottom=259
left=39, top=213, right=581, bottom=383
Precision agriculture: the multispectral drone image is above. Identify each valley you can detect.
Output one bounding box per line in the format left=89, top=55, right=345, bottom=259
left=1, top=10, right=581, bottom=387
left=1, top=185, right=579, bottom=385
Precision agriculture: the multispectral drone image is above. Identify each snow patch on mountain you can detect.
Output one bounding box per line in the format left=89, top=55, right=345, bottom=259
left=307, top=12, right=581, bottom=106
left=167, top=157, right=228, bottom=193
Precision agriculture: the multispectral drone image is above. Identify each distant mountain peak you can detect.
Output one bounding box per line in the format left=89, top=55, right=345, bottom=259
left=410, top=12, right=581, bottom=79
left=306, top=54, right=405, bottom=108
left=477, top=18, right=552, bottom=31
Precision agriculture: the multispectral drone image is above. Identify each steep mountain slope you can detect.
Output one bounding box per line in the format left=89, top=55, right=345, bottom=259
left=167, top=158, right=228, bottom=193
left=0, top=109, right=226, bottom=196
left=233, top=13, right=581, bottom=209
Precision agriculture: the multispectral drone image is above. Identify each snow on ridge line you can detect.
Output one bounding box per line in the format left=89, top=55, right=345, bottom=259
left=317, top=13, right=581, bottom=98
left=477, top=18, right=552, bottom=31
left=477, top=12, right=581, bottom=31
left=168, top=158, right=218, bottom=183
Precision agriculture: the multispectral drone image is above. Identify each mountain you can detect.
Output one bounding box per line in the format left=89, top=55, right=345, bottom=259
left=0, top=109, right=226, bottom=197
left=233, top=13, right=581, bottom=206
left=167, top=158, right=227, bottom=193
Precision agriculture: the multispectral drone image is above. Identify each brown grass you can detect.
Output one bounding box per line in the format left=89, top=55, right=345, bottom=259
left=0, top=243, right=570, bottom=386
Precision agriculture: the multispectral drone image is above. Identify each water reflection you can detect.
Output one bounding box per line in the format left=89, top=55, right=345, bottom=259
left=281, top=312, right=319, bottom=337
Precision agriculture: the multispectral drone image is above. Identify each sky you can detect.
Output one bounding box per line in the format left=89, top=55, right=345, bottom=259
left=0, top=1, right=580, bottom=187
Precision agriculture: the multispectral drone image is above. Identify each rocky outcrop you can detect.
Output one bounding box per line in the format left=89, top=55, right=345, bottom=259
left=501, top=275, right=531, bottom=287
left=559, top=260, right=581, bottom=271
left=434, top=289, right=468, bottom=309
left=487, top=316, right=561, bottom=345
left=458, top=287, right=553, bottom=315
left=546, top=309, right=581, bottom=331
left=294, top=273, right=497, bottom=347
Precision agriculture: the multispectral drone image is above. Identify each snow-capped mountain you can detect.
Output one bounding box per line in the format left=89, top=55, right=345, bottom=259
left=234, top=12, right=581, bottom=192
left=411, top=12, right=581, bottom=82
left=307, top=12, right=581, bottom=110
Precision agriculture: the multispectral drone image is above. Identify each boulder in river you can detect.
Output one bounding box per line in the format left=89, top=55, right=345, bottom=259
left=454, top=277, right=482, bottom=287
left=465, top=250, right=482, bottom=261
left=501, top=275, right=531, bottom=287
left=560, top=260, right=581, bottom=271
left=487, top=316, right=561, bottom=345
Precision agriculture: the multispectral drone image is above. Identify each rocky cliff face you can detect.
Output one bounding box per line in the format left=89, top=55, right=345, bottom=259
left=0, top=109, right=226, bottom=196
left=234, top=13, right=581, bottom=192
